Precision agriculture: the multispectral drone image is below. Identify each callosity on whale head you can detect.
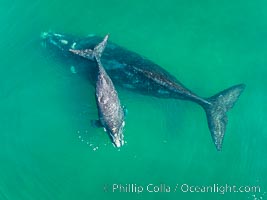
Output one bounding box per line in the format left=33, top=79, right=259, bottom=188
left=41, top=32, right=100, bottom=54
left=41, top=32, right=77, bottom=51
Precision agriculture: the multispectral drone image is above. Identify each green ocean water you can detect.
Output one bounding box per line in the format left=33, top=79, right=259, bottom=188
left=1, top=0, right=267, bottom=199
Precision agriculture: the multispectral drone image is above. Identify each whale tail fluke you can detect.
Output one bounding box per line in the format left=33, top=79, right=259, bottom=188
left=69, top=34, right=109, bottom=61
left=203, top=84, right=245, bottom=151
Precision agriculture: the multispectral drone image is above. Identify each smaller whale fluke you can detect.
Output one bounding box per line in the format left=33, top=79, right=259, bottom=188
left=93, top=34, right=109, bottom=60
left=69, top=34, right=109, bottom=61
left=203, top=84, right=246, bottom=151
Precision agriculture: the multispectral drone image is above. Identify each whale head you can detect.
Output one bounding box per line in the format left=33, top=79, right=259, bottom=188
left=41, top=32, right=101, bottom=53
left=41, top=32, right=104, bottom=85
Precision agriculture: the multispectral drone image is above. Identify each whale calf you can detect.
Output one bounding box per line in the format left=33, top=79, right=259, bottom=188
left=42, top=32, right=245, bottom=151
left=79, top=35, right=125, bottom=148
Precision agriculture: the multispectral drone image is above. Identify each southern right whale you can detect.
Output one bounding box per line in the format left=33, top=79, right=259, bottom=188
left=42, top=32, right=245, bottom=151
left=81, top=35, right=126, bottom=148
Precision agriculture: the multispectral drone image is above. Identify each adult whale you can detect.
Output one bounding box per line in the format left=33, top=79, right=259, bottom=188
left=41, top=32, right=245, bottom=151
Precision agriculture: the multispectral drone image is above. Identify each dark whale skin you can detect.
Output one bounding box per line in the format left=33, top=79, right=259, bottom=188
left=42, top=32, right=245, bottom=151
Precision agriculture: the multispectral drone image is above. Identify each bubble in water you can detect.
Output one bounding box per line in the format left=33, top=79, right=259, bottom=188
left=93, top=147, right=99, bottom=151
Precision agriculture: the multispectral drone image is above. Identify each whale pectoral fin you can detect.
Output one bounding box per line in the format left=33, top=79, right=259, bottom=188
left=123, top=106, right=128, bottom=117
left=90, top=120, right=103, bottom=128
left=70, top=66, right=77, bottom=74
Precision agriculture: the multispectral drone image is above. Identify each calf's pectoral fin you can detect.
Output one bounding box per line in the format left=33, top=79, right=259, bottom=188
left=123, top=106, right=128, bottom=117
left=90, top=120, right=103, bottom=128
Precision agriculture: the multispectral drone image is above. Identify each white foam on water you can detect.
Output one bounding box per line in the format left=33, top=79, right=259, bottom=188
left=248, top=192, right=265, bottom=200
left=76, top=129, right=103, bottom=151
